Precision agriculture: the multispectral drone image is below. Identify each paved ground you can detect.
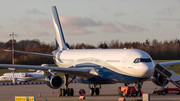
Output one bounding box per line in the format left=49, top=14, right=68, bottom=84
left=0, top=81, right=180, bottom=100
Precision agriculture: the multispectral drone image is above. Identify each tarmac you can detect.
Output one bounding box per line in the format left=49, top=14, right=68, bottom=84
left=0, top=81, right=180, bottom=101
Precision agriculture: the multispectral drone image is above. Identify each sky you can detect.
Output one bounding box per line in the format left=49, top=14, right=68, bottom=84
left=0, top=0, right=180, bottom=46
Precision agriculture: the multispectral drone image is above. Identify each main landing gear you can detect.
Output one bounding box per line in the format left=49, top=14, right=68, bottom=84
left=59, top=74, right=76, bottom=96
left=89, top=84, right=101, bottom=96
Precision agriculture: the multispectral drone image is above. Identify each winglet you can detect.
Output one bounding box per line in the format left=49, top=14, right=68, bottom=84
left=52, top=6, right=68, bottom=50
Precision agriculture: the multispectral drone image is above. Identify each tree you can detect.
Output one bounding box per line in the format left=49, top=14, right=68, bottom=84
left=152, top=39, right=158, bottom=46
left=98, top=43, right=108, bottom=49
left=14, top=59, right=20, bottom=64
left=145, top=39, right=150, bottom=46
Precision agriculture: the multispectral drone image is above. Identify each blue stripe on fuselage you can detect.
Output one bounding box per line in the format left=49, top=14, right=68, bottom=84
left=87, top=66, right=146, bottom=84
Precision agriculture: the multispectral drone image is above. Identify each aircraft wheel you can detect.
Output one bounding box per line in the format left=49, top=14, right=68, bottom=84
left=67, top=88, right=71, bottom=96
left=161, top=90, right=166, bottom=95
left=69, top=88, right=74, bottom=96
left=59, top=89, right=62, bottom=96
left=95, top=88, right=100, bottom=95
left=139, top=90, right=142, bottom=97
left=125, top=94, right=129, bottom=97
left=62, top=88, right=66, bottom=96
left=90, top=88, right=94, bottom=96
left=136, top=90, right=142, bottom=97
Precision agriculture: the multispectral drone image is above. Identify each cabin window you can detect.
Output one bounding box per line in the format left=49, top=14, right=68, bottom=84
left=134, top=58, right=151, bottom=63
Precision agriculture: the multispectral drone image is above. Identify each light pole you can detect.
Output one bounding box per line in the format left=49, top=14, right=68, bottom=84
left=10, top=32, right=17, bottom=83
left=10, top=32, right=17, bottom=65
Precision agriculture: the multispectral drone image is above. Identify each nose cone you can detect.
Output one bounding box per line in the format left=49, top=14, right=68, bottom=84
left=137, top=63, right=154, bottom=78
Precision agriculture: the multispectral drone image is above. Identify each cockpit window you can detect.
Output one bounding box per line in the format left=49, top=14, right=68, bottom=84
left=134, top=58, right=152, bottom=63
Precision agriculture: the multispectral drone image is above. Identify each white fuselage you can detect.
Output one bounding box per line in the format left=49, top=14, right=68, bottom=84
left=53, top=49, right=155, bottom=83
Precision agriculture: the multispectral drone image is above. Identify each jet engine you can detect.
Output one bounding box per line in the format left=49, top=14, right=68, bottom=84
left=45, top=75, right=63, bottom=89
left=151, top=72, right=169, bottom=86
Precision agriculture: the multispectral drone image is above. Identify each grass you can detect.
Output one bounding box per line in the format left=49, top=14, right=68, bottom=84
left=156, top=60, right=180, bottom=75
left=165, top=64, right=180, bottom=75
left=156, top=60, right=179, bottom=63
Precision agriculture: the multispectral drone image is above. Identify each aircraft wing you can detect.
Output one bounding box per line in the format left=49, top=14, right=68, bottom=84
left=0, top=64, right=98, bottom=78
left=4, top=50, right=53, bottom=57
left=158, top=60, right=180, bottom=66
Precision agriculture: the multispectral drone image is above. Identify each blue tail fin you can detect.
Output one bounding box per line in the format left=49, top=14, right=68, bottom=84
left=52, top=6, right=68, bottom=50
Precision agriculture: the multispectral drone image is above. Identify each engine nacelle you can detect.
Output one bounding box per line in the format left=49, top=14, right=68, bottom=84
left=151, top=73, right=169, bottom=86
left=45, top=75, right=63, bottom=89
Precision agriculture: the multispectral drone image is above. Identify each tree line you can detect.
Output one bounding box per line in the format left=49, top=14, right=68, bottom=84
left=0, top=39, right=180, bottom=65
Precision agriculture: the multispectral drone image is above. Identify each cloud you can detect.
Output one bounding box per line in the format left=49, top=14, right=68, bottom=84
left=103, top=26, right=121, bottom=33
left=39, top=15, right=102, bottom=29
left=59, top=15, right=121, bottom=34
left=0, top=25, right=2, bottom=29
left=60, top=15, right=123, bottom=34
left=120, top=23, right=148, bottom=32
left=26, top=8, right=45, bottom=15
left=39, top=19, right=53, bottom=28
left=27, top=31, right=49, bottom=37
left=66, top=29, right=94, bottom=35
left=39, top=15, right=121, bottom=34
left=60, top=15, right=101, bottom=29
left=99, top=21, right=114, bottom=26
left=156, top=6, right=178, bottom=16
left=114, top=11, right=126, bottom=17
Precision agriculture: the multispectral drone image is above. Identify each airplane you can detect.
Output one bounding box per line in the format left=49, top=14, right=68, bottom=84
left=0, top=70, right=44, bottom=82
left=0, top=6, right=180, bottom=97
